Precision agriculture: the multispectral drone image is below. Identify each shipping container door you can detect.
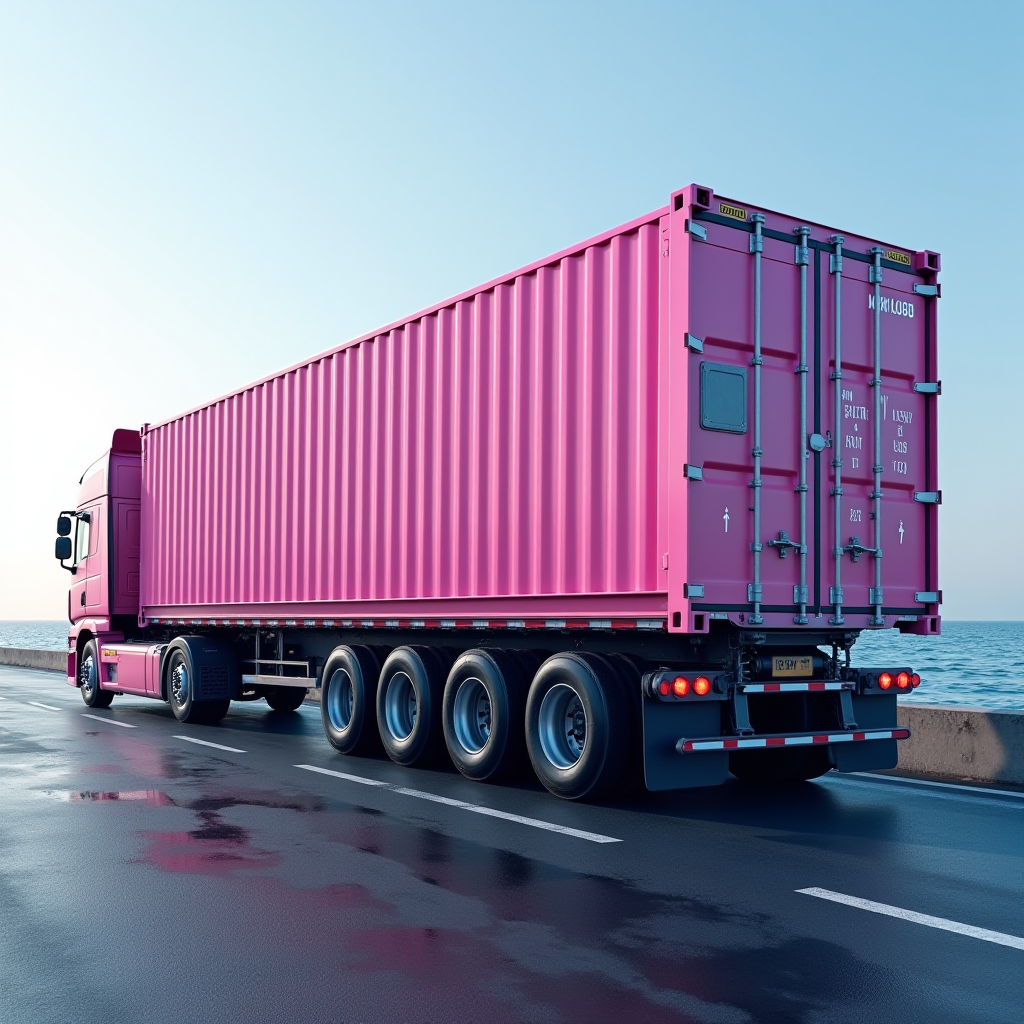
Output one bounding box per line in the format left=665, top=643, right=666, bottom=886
left=684, top=214, right=805, bottom=621
left=817, top=242, right=937, bottom=625
left=682, top=204, right=937, bottom=628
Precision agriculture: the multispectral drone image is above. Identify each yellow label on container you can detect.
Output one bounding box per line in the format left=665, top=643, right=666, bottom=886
left=885, top=249, right=911, bottom=266
left=772, top=656, right=814, bottom=678
left=719, top=203, right=747, bottom=221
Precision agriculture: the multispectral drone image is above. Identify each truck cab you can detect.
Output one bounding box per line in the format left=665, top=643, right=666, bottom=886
left=56, top=428, right=142, bottom=682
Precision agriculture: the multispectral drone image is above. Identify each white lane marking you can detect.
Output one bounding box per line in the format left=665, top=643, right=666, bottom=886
left=28, top=701, right=61, bottom=711
left=81, top=714, right=136, bottom=729
left=295, top=765, right=621, bottom=843
left=174, top=735, right=247, bottom=753
left=849, top=772, right=1024, bottom=800
left=295, top=764, right=388, bottom=787
left=797, top=888, right=1024, bottom=951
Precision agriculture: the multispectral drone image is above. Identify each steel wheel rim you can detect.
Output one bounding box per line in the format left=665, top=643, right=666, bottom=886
left=384, top=671, right=417, bottom=740
left=327, top=668, right=354, bottom=731
left=170, top=659, right=189, bottom=707
left=80, top=654, right=97, bottom=699
left=452, top=676, right=491, bottom=754
left=537, top=683, right=587, bottom=770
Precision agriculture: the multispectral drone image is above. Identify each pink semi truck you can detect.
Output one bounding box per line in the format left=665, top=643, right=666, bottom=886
left=54, top=184, right=939, bottom=799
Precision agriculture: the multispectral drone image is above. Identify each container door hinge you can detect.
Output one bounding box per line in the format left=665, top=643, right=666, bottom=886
left=913, top=381, right=941, bottom=394
left=685, top=220, right=708, bottom=241
left=913, top=283, right=939, bottom=297
left=914, top=491, right=941, bottom=504
left=684, top=584, right=704, bottom=598
left=662, top=552, right=669, bottom=570
left=684, top=464, right=703, bottom=481
left=915, top=591, right=941, bottom=604
left=685, top=333, right=704, bottom=353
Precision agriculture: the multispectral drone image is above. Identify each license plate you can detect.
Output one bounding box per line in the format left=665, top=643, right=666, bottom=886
left=772, top=656, right=813, bottom=678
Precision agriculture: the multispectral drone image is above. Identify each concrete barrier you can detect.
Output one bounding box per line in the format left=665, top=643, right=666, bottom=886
left=897, top=704, right=1024, bottom=786
left=0, top=646, right=66, bottom=673
left=1, top=646, right=1019, bottom=784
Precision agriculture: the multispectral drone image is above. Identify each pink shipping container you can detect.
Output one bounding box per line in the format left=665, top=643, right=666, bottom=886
left=58, top=183, right=940, bottom=798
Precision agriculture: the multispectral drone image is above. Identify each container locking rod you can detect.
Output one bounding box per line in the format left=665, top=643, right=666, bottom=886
left=828, top=234, right=845, bottom=625
left=749, top=214, right=765, bottom=625
left=868, top=246, right=885, bottom=625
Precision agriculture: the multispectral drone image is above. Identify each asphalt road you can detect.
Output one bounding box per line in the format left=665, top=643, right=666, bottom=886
left=1, top=665, right=1022, bottom=1024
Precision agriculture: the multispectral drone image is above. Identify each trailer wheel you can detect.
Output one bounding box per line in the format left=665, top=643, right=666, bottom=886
left=265, top=687, right=307, bottom=713
left=442, top=649, right=530, bottom=782
left=728, top=748, right=832, bottom=784
left=321, top=646, right=383, bottom=755
left=376, top=646, right=450, bottom=767
left=525, top=653, right=630, bottom=801
left=79, top=640, right=114, bottom=708
left=729, top=692, right=832, bottom=784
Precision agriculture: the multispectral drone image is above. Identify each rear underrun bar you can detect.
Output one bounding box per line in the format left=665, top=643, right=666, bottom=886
left=677, top=727, right=910, bottom=754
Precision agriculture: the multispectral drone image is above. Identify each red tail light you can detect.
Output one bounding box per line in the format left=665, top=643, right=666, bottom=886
left=878, top=672, right=892, bottom=690
left=658, top=679, right=671, bottom=696
left=897, top=671, right=911, bottom=689
left=693, top=676, right=711, bottom=696
left=672, top=676, right=689, bottom=697
left=911, top=673, right=921, bottom=688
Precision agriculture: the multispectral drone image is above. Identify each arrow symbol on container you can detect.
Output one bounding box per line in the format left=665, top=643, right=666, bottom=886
left=723, top=507, right=730, bottom=533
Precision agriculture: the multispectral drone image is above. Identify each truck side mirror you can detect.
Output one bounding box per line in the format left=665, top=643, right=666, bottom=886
left=55, top=536, right=72, bottom=560
left=57, top=515, right=73, bottom=536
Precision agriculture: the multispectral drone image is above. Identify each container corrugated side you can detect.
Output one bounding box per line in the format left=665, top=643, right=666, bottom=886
left=140, top=215, right=667, bottom=620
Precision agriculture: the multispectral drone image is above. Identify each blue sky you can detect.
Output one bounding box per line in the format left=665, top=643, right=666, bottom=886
left=0, top=1, right=1020, bottom=618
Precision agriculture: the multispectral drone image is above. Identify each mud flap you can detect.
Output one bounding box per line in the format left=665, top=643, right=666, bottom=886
left=642, top=700, right=728, bottom=791
left=832, top=693, right=900, bottom=772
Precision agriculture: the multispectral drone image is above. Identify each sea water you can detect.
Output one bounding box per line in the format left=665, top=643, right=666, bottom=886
left=2, top=619, right=1020, bottom=711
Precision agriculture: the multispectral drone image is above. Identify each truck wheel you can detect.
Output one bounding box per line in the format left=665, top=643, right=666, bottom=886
left=442, top=649, right=530, bottom=782
left=321, top=646, right=383, bottom=755
left=376, top=646, right=450, bottom=767
left=525, top=653, right=630, bottom=801
left=165, top=645, right=225, bottom=724
left=265, top=687, right=307, bottom=712
left=79, top=641, right=114, bottom=708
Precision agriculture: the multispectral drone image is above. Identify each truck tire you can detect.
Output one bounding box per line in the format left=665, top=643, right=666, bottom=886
left=165, top=641, right=231, bottom=725
left=525, top=653, right=630, bottom=801
left=728, top=747, right=832, bottom=784
left=264, top=687, right=307, bottom=712
left=376, top=646, right=450, bottom=767
left=321, top=645, right=383, bottom=755
left=442, top=649, right=531, bottom=782
left=729, top=691, right=832, bottom=784
left=79, top=640, right=114, bottom=708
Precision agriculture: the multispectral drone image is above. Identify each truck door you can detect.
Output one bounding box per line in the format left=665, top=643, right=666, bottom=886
left=70, top=504, right=103, bottom=614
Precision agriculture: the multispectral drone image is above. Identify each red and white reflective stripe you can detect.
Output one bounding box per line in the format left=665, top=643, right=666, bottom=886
left=741, top=682, right=848, bottom=693
left=146, top=616, right=666, bottom=632
left=678, top=728, right=910, bottom=753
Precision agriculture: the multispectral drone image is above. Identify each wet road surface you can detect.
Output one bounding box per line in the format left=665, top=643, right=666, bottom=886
left=1, top=665, right=1022, bottom=1023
